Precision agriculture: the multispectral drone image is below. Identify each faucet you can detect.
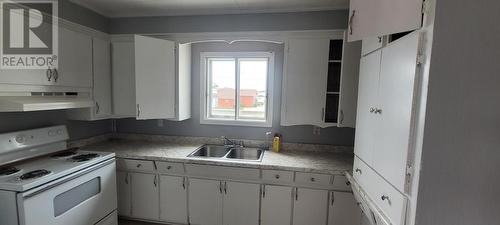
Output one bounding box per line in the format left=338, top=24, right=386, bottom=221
left=221, top=136, right=244, bottom=147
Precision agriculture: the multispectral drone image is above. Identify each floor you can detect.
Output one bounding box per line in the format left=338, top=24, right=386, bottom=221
left=119, top=219, right=167, bottom=225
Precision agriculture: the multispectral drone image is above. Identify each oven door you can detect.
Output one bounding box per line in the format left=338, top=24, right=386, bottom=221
left=17, top=159, right=117, bottom=225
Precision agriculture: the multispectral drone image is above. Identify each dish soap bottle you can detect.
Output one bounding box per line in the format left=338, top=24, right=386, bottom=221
left=272, top=134, right=281, bottom=153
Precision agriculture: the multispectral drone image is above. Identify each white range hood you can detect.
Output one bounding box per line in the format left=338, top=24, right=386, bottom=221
left=0, top=96, right=94, bottom=112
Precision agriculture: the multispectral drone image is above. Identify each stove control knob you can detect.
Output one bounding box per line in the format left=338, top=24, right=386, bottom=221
left=48, top=130, right=55, bottom=136
left=15, top=135, right=26, bottom=144
left=56, top=129, right=63, bottom=135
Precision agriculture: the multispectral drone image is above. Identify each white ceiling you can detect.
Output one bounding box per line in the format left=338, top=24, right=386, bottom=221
left=70, top=0, right=349, bottom=18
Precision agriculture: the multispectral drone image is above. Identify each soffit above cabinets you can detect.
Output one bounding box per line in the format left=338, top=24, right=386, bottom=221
left=70, top=0, right=348, bottom=18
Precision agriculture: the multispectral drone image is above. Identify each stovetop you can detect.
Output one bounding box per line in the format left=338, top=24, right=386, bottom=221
left=0, top=149, right=114, bottom=192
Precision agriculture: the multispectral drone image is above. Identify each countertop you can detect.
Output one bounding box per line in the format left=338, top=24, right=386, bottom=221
left=80, top=139, right=353, bottom=175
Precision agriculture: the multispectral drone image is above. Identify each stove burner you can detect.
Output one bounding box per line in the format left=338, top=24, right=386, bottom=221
left=20, top=169, right=51, bottom=180
left=70, top=153, right=100, bottom=162
left=0, top=166, right=21, bottom=176
left=51, top=148, right=79, bottom=158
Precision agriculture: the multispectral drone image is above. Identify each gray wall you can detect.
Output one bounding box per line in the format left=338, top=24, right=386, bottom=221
left=0, top=111, right=112, bottom=140
left=415, top=1, right=500, bottom=225
left=110, top=10, right=348, bottom=34
left=59, top=0, right=110, bottom=32
left=117, top=42, right=355, bottom=146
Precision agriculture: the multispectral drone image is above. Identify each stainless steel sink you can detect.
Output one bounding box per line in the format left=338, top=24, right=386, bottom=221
left=225, top=148, right=263, bottom=161
left=187, top=145, right=231, bottom=158
left=187, top=145, right=264, bottom=161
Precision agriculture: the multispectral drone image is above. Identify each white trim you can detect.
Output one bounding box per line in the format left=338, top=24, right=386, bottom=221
left=200, top=52, right=274, bottom=128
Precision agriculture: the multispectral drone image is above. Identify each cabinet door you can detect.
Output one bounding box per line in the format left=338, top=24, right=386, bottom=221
left=338, top=35, right=362, bottom=128
left=188, top=178, right=223, bottom=225
left=92, top=38, right=112, bottom=118
left=222, top=181, right=260, bottom=225
left=58, top=27, right=92, bottom=87
left=293, top=188, right=329, bottom=225
left=116, top=172, right=131, bottom=217
left=134, top=35, right=176, bottom=120
left=159, top=175, right=188, bottom=224
left=328, top=192, right=362, bottom=225
left=281, top=38, right=329, bottom=127
left=111, top=42, right=136, bottom=117
left=361, top=36, right=385, bottom=56
left=353, top=50, right=381, bottom=165
left=374, top=33, right=421, bottom=191
left=261, top=185, right=293, bottom=225
left=348, top=0, right=423, bottom=41
left=130, top=173, right=159, bottom=220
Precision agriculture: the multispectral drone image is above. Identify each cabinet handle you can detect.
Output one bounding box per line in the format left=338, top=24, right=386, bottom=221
left=355, top=168, right=362, bottom=174
left=167, top=165, right=172, bottom=170
left=346, top=181, right=351, bottom=186
left=310, top=177, right=316, bottom=182
left=331, top=192, right=335, bottom=205
left=182, top=177, right=186, bottom=189
left=52, top=68, right=58, bottom=82
left=136, top=164, right=142, bottom=168
left=224, top=181, right=227, bottom=194
left=275, top=174, right=280, bottom=179
left=219, top=181, right=223, bottom=194
left=46, top=68, right=52, bottom=81
left=295, top=187, right=298, bottom=201
left=381, top=195, right=389, bottom=201
left=137, top=104, right=141, bottom=117
left=95, top=102, right=100, bottom=114
left=370, top=107, right=375, bottom=113
left=378, top=36, right=382, bottom=43
left=153, top=175, right=157, bottom=187
left=339, top=109, right=344, bottom=124
left=375, top=108, right=382, bottom=114
left=125, top=172, right=129, bottom=184
left=321, top=108, right=325, bottom=121
left=349, top=10, right=356, bottom=35
left=262, top=185, right=266, bottom=198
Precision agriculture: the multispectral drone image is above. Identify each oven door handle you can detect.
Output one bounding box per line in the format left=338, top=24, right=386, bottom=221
left=21, top=158, right=115, bottom=199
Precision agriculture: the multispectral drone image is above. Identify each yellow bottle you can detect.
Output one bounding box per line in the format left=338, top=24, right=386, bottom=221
left=272, top=136, right=281, bottom=152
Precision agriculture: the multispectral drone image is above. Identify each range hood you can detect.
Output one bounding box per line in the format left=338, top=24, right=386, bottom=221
left=0, top=95, right=94, bottom=112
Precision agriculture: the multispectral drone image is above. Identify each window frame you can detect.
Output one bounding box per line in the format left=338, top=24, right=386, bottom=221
left=200, top=51, right=275, bottom=127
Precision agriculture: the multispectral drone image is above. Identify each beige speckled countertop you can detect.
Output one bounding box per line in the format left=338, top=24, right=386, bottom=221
left=79, top=138, right=353, bottom=175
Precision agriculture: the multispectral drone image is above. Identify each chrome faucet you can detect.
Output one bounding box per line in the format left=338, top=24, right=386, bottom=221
left=221, top=136, right=244, bottom=147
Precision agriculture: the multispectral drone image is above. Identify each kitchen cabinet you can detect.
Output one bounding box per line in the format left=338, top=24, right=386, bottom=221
left=348, top=0, right=423, bottom=41
left=292, top=188, right=329, bottom=225
left=261, top=185, right=293, bottom=225
left=281, top=33, right=361, bottom=128
left=328, top=191, right=362, bottom=225
left=111, top=35, right=191, bottom=120
left=159, top=175, right=188, bottom=224
left=354, top=32, right=422, bottom=192
left=361, top=36, right=386, bottom=56
left=66, top=37, right=112, bottom=120
left=130, top=173, right=159, bottom=220
left=222, top=181, right=260, bottom=225
left=188, top=178, right=223, bottom=225
left=116, top=171, right=131, bottom=217
left=57, top=26, right=93, bottom=88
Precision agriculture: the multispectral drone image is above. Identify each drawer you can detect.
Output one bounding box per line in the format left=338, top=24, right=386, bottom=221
left=185, top=164, right=260, bottom=181
left=117, top=158, right=156, bottom=172
left=295, top=172, right=332, bottom=186
left=262, top=170, right=294, bottom=183
left=353, top=156, right=407, bottom=225
left=332, top=175, right=351, bottom=191
left=156, top=161, right=184, bottom=174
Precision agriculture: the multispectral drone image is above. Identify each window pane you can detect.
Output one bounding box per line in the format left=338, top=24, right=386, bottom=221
left=208, top=59, right=236, bottom=119
left=238, top=59, right=268, bottom=121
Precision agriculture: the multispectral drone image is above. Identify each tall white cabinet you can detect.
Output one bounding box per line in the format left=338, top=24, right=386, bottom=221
left=281, top=32, right=361, bottom=128
left=111, top=35, right=191, bottom=120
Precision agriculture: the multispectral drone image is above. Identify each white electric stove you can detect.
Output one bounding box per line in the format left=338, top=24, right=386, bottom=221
left=0, top=126, right=118, bottom=225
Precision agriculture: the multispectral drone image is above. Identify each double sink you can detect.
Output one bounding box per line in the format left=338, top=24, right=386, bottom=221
left=187, top=145, right=264, bottom=162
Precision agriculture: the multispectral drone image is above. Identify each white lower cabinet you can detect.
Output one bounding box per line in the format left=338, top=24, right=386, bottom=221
left=261, top=185, right=293, bottom=225
left=188, top=178, right=223, bottom=225
left=116, top=172, right=131, bottom=217
left=130, top=173, right=159, bottom=220
left=293, top=188, right=329, bottom=225
left=328, top=191, right=362, bottom=225
left=159, top=175, right=188, bottom=224
left=222, top=181, right=260, bottom=225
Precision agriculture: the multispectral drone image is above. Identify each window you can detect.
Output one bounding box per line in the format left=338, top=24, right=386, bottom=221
left=200, top=52, right=274, bottom=127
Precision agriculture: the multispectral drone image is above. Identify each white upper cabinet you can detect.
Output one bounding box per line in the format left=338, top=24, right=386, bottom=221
left=281, top=32, right=361, bottom=128
left=58, top=26, right=93, bottom=88
left=112, top=35, right=191, bottom=120
left=354, top=32, right=422, bottom=192
left=348, top=0, right=423, bottom=41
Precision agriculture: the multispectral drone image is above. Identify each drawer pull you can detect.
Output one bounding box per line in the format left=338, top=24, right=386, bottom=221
left=346, top=181, right=351, bottom=186
left=310, top=177, right=316, bottom=182
left=355, top=168, right=362, bottom=174
left=275, top=174, right=280, bottom=179
left=167, top=166, right=172, bottom=170
left=381, top=195, right=390, bottom=201
left=136, top=164, right=142, bottom=168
